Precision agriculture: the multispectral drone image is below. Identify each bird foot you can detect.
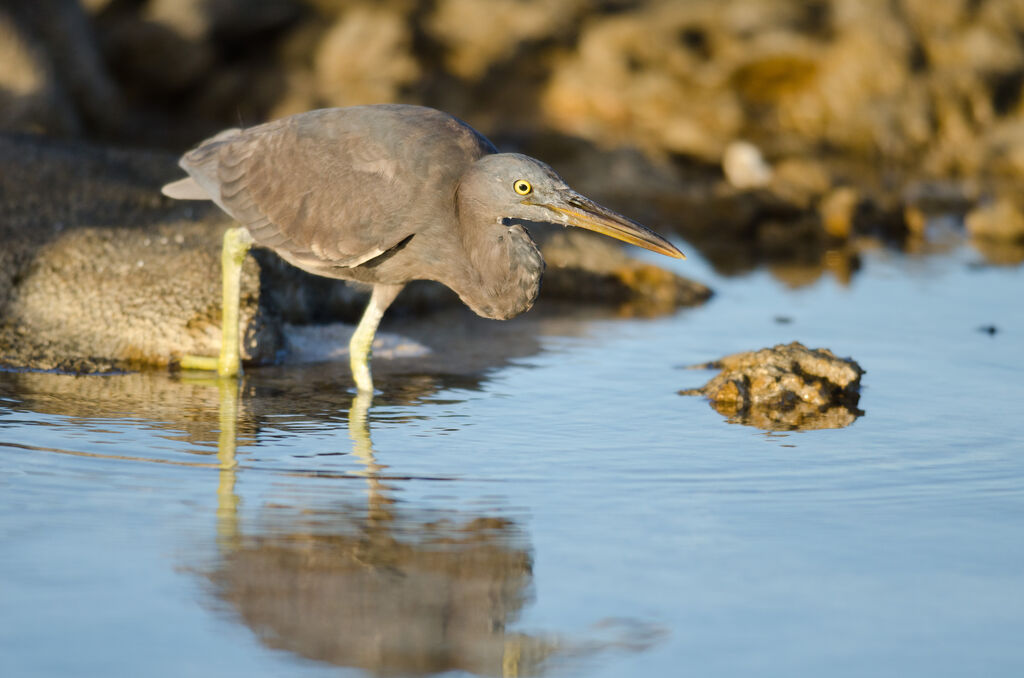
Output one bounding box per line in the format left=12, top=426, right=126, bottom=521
left=180, top=354, right=221, bottom=372
left=178, top=353, right=241, bottom=378
left=177, top=227, right=252, bottom=378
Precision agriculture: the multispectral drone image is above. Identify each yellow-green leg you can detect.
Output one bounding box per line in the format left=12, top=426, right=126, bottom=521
left=181, top=227, right=253, bottom=377
left=349, top=283, right=404, bottom=393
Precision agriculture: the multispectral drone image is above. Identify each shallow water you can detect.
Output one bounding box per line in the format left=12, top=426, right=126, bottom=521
left=2, top=239, right=1023, bottom=677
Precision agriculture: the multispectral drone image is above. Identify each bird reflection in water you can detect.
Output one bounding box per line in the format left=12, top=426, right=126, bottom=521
left=0, top=368, right=663, bottom=675
left=210, top=385, right=556, bottom=676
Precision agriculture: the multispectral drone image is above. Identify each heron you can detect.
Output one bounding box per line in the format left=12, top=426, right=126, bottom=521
left=162, top=104, right=684, bottom=392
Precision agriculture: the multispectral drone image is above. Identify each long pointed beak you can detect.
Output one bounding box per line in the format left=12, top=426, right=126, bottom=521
left=540, top=191, right=685, bottom=259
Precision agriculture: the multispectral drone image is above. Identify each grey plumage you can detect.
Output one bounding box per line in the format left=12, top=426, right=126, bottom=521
left=163, top=104, right=683, bottom=389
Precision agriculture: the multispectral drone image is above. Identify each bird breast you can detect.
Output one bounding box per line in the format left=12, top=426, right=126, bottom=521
left=454, top=222, right=544, bottom=321
left=494, top=224, right=545, bottom=320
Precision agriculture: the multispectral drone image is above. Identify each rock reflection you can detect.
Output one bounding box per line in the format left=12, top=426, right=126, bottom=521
left=970, top=237, right=1024, bottom=267
left=706, top=398, right=862, bottom=432
left=0, top=369, right=258, bottom=450
left=0, top=363, right=488, bottom=450
left=209, top=391, right=553, bottom=677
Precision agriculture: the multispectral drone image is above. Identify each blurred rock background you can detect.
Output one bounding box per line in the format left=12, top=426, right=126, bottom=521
left=3, top=0, right=1024, bottom=280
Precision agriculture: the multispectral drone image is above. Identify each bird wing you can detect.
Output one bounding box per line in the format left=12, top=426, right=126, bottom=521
left=182, top=112, right=418, bottom=270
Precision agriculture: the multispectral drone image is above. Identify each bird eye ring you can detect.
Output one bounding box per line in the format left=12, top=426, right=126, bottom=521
left=513, top=180, right=532, bottom=195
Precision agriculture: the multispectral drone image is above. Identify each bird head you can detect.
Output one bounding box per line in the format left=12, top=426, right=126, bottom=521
left=466, top=153, right=685, bottom=260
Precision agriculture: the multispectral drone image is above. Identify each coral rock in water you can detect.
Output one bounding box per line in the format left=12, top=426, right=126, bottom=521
left=681, top=341, right=864, bottom=431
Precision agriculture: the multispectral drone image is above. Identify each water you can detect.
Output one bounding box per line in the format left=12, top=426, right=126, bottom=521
left=1, top=240, right=1023, bottom=677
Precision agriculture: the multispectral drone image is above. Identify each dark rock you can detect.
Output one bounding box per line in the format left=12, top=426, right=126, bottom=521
left=0, top=0, right=126, bottom=137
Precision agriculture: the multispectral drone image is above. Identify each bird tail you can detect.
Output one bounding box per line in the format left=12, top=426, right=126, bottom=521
left=162, top=128, right=246, bottom=200
left=161, top=177, right=209, bottom=200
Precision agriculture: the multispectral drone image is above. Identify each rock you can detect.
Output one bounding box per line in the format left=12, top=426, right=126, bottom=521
left=540, top=2, right=746, bottom=160
left=425, top=0, right=582, bottom=81
left=769, top=157, right=832, bottom=208
left=965, top=195, right=1024, bottom=242
left=143, top=0, right=208, bottom=40
left=968, top=238, right=1024, bottom=267
left=680, top=341, right=864, bottom=431
left=902, top=205, right=928, bottom=239
left=95, top=3, right=215, bottom=98
left=5, top=0, right=1022, bottom=278
left=984, top=120, right=1024, bottom=179
left=282, top=323, right=430, bottom=363
left=313, top=7, right=421, bottom=108
left=0, top=133, right=282, bottom=373
left=0, top=0, right=124, bottom=137
left=818, top=186, right=859, bottom=240
left=0, top=8, right=79, bottom=136
left=722, top=140, right=772, bottom=189
left=537, top=230, right=712, bottom=314
left=5, top=0, right=1024, bottom=193
left=965, top=194, right=1024, bottom=265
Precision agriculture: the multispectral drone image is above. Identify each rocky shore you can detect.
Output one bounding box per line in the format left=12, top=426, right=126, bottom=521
left=2, top=0, right=1021, bottom=376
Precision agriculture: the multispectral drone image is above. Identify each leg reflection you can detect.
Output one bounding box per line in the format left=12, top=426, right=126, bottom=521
left=216, top=378, right=240, bottom=551
left=347, top=390, right=394, bottom=523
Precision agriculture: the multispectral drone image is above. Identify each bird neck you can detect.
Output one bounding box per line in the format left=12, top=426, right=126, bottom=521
left=449, top=188, right=544, bottom=321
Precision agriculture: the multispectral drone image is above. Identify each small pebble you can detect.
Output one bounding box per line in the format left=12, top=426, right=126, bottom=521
left=723, top=140, right=772, bottom=189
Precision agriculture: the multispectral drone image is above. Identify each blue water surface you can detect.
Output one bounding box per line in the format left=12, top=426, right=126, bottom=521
left=1, top=240, right=1022, bottom=677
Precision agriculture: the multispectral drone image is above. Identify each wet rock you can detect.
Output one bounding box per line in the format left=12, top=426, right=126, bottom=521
left=818, top=186, right=859, bottom=240
left=968, top=237, right=1024, bottom=267
left=537, top=230, right=711, bottom=314
left=965, top=195, right=1024, bottom=242
left=4, top=222, right=281, bottom=371
left=0, top=133, right=282, bottom=373
left=680, top=341, right=864, bottom=431
left=965, top=194, right=1024, bottom=265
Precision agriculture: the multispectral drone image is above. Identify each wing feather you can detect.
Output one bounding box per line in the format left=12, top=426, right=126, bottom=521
left=180, top=111, right=418, bottom=271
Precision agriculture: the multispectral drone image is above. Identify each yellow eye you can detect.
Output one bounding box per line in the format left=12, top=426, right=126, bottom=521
left=513, top=179, right=532, bottom=195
